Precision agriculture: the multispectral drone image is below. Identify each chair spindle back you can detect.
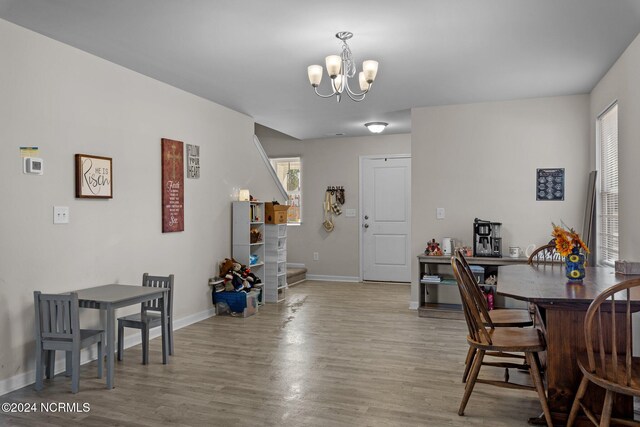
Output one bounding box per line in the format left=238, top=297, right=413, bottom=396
left=583, top=278, right=640, bottom=387
left=34, top=292, right=80, bottom=342
left=528, top=243, right=564, bottom=266
left=452, top=257, right=493, bottom=345
left=141, top=273, right=174, bottom=315
left=455, top=249, right=495, bottom=328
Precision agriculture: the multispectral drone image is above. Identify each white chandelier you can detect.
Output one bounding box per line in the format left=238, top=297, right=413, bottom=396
left=307, top=31, right=379, bottom=102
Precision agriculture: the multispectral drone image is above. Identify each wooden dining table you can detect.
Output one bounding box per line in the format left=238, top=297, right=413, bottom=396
left=497, top=264, right=640, bottom=425
left=75, top=284, right=169, bottom=389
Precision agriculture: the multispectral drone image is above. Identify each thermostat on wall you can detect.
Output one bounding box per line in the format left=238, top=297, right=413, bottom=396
left=24, top=157, right=44, bottom=175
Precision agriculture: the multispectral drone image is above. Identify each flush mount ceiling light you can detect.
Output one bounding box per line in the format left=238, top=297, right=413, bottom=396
left=365, top=122, right=388, bottom=133
left=307, top=31, right=379, bottom=102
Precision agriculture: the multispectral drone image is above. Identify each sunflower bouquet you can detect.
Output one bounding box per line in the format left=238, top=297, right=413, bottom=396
left=551, top=223, right=589, bottom=257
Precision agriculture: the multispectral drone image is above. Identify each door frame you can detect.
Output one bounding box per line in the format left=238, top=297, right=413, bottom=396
left=359, top=154, right=412, bottom=282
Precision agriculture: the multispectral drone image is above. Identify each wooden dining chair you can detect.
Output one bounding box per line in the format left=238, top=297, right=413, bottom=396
left=117, top=273, right=174, bottom=364
left=451, top=258, right=553, bottom=426
left=34, top=291, right=104, bottom=393
left=455, top=249, right=533, bottom=382
left=527, top=243, right=564, bottom=266
left=567, top=278, right=640, bottom=427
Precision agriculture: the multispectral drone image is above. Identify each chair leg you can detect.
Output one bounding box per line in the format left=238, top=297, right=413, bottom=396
left=168, top=317, right=174, bottom=356
left=97, top=339, right=103, bottom=379
left=567, top=375, right=589, bottom=427
left=35, top=349, right=44, bottom=391
left=71, top=347, right=80, bottom=394
left=526, top=352, right=552, bottom=427
left=142, top=326, right=149, bottom=365
left=65, top=351, right=72, bottom=377
left=47, top=350, right=55, bottom=379
left=117, top=321, right=124, bottom=361
left=462, top=347, right=476, bottom=383
left=599, top=390, right=614, bottom=427
left=458, top=349, right=484, bottom=416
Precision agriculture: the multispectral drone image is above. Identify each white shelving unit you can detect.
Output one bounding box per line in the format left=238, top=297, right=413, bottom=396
left=264, top=223, right=287, bottom=302
left=232, top=201, right=265, bottom=281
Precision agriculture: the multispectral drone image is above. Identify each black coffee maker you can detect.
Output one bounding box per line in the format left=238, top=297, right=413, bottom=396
left=473, top=218, right=502, bottom=257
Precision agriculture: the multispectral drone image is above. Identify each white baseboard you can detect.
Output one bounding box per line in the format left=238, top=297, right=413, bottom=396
left=286, top=263, right=306, bottom=269
left=306, top=274, right=360, bottom=282
left=0, top=307, right=215, bottom=396
left=409, top=301, right=419, bottom=310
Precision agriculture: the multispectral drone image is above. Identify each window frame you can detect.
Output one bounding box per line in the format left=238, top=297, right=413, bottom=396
left=269, top=157, right=302, bottom=225
left=595, top=101, right=619, bottom=267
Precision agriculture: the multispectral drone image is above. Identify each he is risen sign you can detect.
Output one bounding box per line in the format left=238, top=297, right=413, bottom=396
left=75, top=154, right=112, bottom=198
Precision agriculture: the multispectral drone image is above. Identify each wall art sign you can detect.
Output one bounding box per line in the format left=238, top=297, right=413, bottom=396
left=162, top=138, right=184, bottom=232
left=186, top=144, right=200, bottom=179
left=536, top=168, right=564, bottom=201
left=75, top=154, right=112, bottom=199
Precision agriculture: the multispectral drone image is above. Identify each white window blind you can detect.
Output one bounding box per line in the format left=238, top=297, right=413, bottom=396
left=597, top=103, right=618, bottom=265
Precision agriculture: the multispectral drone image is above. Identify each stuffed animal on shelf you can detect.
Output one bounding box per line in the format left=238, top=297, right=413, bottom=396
left=250, top=228, right=262, bottom=244
left=425, top=239, right=443, bottom=256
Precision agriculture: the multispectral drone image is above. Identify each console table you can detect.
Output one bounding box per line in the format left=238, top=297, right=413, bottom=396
left=417, top=254, right=528, bottom=319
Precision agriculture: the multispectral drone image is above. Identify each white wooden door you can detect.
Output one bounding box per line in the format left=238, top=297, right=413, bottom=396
left=361, top=156, right=411, bottom=282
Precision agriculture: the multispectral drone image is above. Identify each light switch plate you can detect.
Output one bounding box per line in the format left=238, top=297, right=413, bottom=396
left=345, top=208, right=356, bottom=217
left=53, top=206, right=70, bottom=224
left=436, top=207, right=445, bottom=220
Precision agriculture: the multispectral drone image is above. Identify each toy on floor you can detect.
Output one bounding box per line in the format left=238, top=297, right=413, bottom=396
left=218, top=258, right=262, bottom=292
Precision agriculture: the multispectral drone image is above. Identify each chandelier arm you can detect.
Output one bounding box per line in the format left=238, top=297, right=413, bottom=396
left=343, top=77, right=370, bottom=97
left=313, top=86, right=338, bottom=98
left=344, top=89, right=366, bottom=102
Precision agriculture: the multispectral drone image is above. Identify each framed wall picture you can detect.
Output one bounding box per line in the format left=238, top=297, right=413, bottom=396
left=75, top=154, right=113, bottom=198
left=186, top=144, right=200, bottom=179
left=536, top=168, right=564, bottom=201
left=161, top=138, right=184, bottom=232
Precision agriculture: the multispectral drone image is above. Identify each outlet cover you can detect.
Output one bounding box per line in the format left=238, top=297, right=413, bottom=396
left=53, top=206, right=70, bottom=224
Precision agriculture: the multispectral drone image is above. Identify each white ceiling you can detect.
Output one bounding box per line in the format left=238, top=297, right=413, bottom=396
left=1, top=0, right=639, bottom=140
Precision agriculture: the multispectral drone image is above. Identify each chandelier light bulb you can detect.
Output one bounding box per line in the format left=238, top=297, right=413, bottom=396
left=333, top=74, right=344, bottom=93
left=358, top=72, right=368, bottom=91
left=362, top=60, right=378, bottom=83
left=325, top=55, right=341, bottom=78
left=307, top=65, right=323, bottom=87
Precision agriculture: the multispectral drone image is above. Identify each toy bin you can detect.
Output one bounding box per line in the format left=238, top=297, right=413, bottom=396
left=213, top=291, right=259, bottom=317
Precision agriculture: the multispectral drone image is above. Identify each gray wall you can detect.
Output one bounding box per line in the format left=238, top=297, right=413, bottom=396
left=257, top=125, right=411, bottom=280
left=0, top=19, right=280, bottom=390
left=410, top=95, right=590, bottom=307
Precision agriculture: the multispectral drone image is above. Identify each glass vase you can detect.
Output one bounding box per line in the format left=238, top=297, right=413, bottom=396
left=565, top=247, right=585, bottom=283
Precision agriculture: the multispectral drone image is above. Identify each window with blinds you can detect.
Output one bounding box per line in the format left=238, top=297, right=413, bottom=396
left=597, top=103, right=618, bottom=265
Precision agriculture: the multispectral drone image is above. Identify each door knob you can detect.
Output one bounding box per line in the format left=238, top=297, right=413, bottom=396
left=364, top=215, right=369, bottom=220
left=364, top=224, right=369, bottom=228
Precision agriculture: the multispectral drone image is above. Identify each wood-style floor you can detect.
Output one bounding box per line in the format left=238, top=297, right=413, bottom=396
left=1, top=281, right=542, bottom=426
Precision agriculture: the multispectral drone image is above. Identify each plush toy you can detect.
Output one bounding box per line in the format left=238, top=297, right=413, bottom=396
left=250, top=228, right=263, bottom=244
left=425, top=239, right=443, bottom=256
left=228, top=262, right=250, bottom=292
left=242, top=267, right=262, bottom=286
left=219, top=258, right=237, bottom=278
